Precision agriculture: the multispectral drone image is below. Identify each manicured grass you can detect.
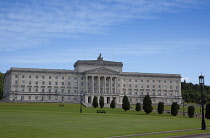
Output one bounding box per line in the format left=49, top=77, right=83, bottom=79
left=0, top=103, right=209, bottom=138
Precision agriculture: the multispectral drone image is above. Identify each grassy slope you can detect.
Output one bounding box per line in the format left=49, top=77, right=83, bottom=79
left=0, top=103, right=209, bottom=138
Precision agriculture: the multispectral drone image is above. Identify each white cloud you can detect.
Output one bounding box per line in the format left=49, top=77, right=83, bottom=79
left=0, top=0, right=205, bottom=51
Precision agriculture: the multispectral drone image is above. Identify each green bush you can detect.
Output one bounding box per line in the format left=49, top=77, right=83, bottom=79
left=157, top=102, right=164, bottom=114
left=92, top=96, right=98, bottom=108
left=205, top=103, right=210, bottom=119
left=99, top=96, right=104, bottom=108
left=171, top=102, right=179, bottom=116
left=143, top=94, right=153, bottom=114
left=110, top=99, right=116, bottom=109
left=188, top=106, right=195, bottom=118
left=122, top=95, right=130, bottom=111
left=135, top=103, right=141, bottom=112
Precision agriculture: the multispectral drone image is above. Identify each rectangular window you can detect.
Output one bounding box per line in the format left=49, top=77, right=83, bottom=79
left=28, top=96, right=31, bottom=100
left=55, top=82, right=58, bottom=85
left=49, top=76, right=51, bottom=79
left=170, top=81, right=172, bottom=84
left=22, top=75, right=25, bottom=78
left=29, top=88, right=31, bottom=92
left=49, top=89, right=51, bottom=93
left=123, top=84, right=126, bottom=87
left=35, top=88, right=38, bottom=92
left=81, top=77, right=83, bottom=80
left=62, top=89, right=64, bottom=92
left=68, top=82, right=70, bottom=86
left=35, top=96, right=38, bottom=100
left=29, top=75, right=31, bottom=79
left=170, top=86, right=172, bottom=89
left=164, top=80, right=167, bottom=83
left=135, top=84, right=137, bottom=88
left=135, top=79, right=137, bottom=82
left=176, top=86, right=178, bottom=90
left=62, top=82, right=64, bottom=85
left=42, top=76, right=45, bottom=79
left=158, top=80, right=161, bottom=83
left=129, top=79, right=131, bottom=82
left=159, top=85, right=161, bottom=89
left=141, top=79, right=143, bottom=82
left=74, top=77, right=77, bottom=80
left=68, top=89, right=70, bottom=93
left=129, top=84, right=131, bottom=87
left=22, top=88, right=24, bottom=92
left=68, top=77, right=71, bottom=80
left=55, top=89, right=58, bottom=93
left=62, top=77, right=64, bottom=80
left=36, top=76, right=38, bottom=79
left=55, top=76, right=58, bottom=79
left=81, top=82, right=83, bottom=86
left=42, top=89, right=44, bottom=93
left=141, top=84, right=143, bottom=88
left=147, top=85, right=149, bottom=88
left=15, top=75, right=18, bottom=78
left=42, top=81, right=45, bottom=85
left=153, top=85, right=155, bottom=88
left=22, top=81, right=25, bottom=85
left=36, top=81, right=38, bottom=85
left=49, top=81, right=51, bottom=85
left=15, top=80, right=18, bottom=85
left=48, top=96, right=51, bottom=100
left=164, top=85, right=167, bottom=89
left=29, top=81, right=31, bottom=85
left=147, top=80, right=149, bottom=83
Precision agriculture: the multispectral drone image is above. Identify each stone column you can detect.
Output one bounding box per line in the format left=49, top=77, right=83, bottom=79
left=98, top=76, right=100, bottom=93
left=115, top=77, right=117, bottom=94
left=104, top=76, right=106, bottom=94
left=110, top=77, right=112, bottom=94
left=92, top=76, right=94, bottom=93
left=85, top=76, right=88, bottom=93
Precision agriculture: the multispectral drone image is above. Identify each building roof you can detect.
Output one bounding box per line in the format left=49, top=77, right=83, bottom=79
left=74, top=54, right=123, bottom=67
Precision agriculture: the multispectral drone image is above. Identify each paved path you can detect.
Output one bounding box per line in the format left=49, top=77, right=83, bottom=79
left=167, top=132, right=210, bottom=138
left=105, top=128, right=210, bottom=138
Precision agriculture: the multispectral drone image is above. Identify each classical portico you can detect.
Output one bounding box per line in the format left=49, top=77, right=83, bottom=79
left=83, top=67, right=120, bottom=105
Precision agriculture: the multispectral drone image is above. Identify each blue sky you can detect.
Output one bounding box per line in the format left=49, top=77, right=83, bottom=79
left=0, top=0, right=210, bottom=85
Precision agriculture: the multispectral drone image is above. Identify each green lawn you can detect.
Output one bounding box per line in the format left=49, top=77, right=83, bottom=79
left=0, top=103, right=209, bottom=138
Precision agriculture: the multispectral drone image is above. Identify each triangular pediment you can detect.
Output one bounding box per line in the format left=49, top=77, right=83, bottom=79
left=84, top=67, right=119, bottom=75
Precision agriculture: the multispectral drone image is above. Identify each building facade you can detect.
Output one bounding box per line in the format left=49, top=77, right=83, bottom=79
left=3, top=54, right=182, bottom=105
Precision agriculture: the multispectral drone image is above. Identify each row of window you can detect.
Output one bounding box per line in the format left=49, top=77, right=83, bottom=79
left=13, top=95, right=77, bottom=101
left=120, top=84, right=179, bottom=90
left=15, top=75, right=179, bottom=84
left=15, top=75, right=81, bottom=80
left=15, top=80, right=80, bottom=86
left=121, top=79, right=179, bottom=84
left=15, top=88, right=77, bottom=93
left=122, top=90, right=179, bottom=96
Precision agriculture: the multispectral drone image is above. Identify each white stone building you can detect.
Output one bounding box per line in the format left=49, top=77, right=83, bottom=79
left=3, top=54, right=182, bottom=105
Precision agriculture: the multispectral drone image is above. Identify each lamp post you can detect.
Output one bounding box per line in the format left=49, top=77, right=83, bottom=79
left=199, top=75, right=206, bottom=130
left=182, top=102, right=185, bottom=116
left=80, top=92, right=84, bottom=113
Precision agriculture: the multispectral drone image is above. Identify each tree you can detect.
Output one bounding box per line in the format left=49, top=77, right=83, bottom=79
left=143, top=94, right=153, bottom=114
left=0, top=72, right=4, bottom=100
left=110, top=99, right=116, bottom=109
left=135, top=103, right=141, bottom=112
left=92, top=96, right=98, bottom=108
left=157, top=102, right=164, bottom=114
left=122, top=95, right=130, bottom=111
left=99, top=96, right=104, bottom=108
left=171, top=102, right=179, bottom=116
left=205, top=103, right=210, bottom=119
left=188, top=106, right=195, bottom=118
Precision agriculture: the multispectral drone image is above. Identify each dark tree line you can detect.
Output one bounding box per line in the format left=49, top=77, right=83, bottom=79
left=182, top=80, right=210, bottom=103
left=0, top=72, right=4, bottom=100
